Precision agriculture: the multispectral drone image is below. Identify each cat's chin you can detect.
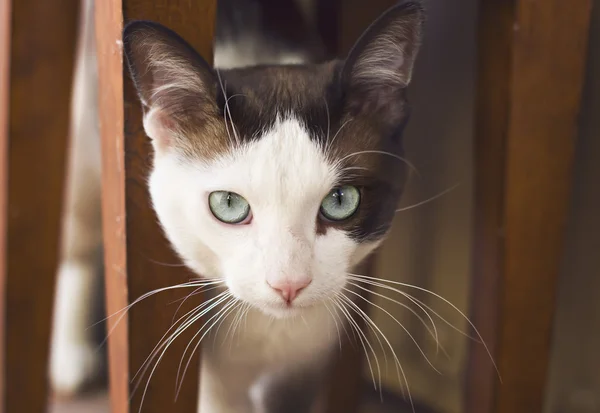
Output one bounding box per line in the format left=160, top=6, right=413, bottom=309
left=257, top=302, right=311, bottom=319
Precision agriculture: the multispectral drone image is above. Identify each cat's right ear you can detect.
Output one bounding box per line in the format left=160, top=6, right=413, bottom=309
left=123, top=21, right=218, bottom=151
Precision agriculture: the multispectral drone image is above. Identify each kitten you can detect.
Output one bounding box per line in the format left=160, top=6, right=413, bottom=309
left=123, top=2, right=423, bottom=412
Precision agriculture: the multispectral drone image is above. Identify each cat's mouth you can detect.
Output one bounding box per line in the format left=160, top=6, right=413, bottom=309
left=261, top=300, right=310, bottom=319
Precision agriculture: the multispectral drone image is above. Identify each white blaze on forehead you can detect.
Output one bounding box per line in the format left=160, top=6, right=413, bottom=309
left=205, top=116, right=338, bottom=228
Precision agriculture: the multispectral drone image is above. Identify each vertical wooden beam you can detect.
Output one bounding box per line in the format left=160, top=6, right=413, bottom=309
left=96, top=1, right=217, bottom=412
left=467, top=1, right=592, bottom=413
left=0, top=0, right=79, bottom=411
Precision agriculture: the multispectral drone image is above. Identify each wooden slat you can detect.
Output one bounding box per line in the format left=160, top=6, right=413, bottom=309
left=0, top=0, right=79, bottom=411
left=96, top=1, right=217, bottom=413
left=466, top=1, right=592, bottom=412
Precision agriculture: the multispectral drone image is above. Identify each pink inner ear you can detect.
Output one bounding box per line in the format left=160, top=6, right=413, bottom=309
left=143, top=108, right=175, bottom=152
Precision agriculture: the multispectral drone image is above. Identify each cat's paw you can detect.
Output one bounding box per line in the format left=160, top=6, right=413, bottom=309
left=50, top=341, right=102, bottom=397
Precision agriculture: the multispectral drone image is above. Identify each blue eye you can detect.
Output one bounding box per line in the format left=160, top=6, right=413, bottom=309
left=320, top=186, right=360, bottom=221
left=208, top=191, right=251, bottom=224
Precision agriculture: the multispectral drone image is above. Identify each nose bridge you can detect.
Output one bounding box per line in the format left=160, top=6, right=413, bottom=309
left=266, top=227, right=313, bottom=285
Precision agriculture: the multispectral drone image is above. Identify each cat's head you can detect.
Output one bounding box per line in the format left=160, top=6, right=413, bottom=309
left=123, top=2, right=423, bottom=318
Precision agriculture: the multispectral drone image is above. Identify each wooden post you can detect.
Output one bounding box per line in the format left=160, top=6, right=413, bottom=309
left=95, top=1, right=217, bottom=412
left=466, top=1, right=592, bottom=412
left=0, top=0, right=79, bottom=412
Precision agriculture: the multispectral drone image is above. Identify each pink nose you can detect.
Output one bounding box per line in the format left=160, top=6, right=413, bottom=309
left=268, top=280, right=311, bottom=303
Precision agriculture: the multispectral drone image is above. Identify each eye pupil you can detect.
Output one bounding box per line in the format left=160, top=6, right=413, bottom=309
left=209, top=191, right=251, bottom=224
left=320, top=185, right=360, bottom=222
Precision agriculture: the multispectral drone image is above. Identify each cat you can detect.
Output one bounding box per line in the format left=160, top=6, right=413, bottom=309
left=50, top=0, right=424, bottom=411
left=50, top=0, right=323, bottom=395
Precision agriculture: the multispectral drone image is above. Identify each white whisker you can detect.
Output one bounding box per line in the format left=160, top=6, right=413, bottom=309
left=96, top=280, right=223, bottom=349
left=348, top=276, right=478, bottom=343
left=326, top=118, right=353, bottom=160
left=334, top=295, right=381, bottom=391
left=336, top=150, right=420, bottom=178
left=323, top=301, right=343, bottom=351
left=170, top=283, right=225, bottom=322
left=343, top=287, right=441, bottom=374
left=339, top=294, right=414, bottom=411
left=216, top=69, right=237, bottom=146
left=134, top=292, right=232, bottom=413
left=328, top=297, right=355, bottom=346
left=349, top=273, right=501, bottom=381
left=132, top=291, right=231, bottom=391
left=396, top=183, right=460, bottom=213
left=175, top=298, right=240, bottom=400
left=347, top=279, right=442, bottom=355
left=145, top=258, right=188, bottom=267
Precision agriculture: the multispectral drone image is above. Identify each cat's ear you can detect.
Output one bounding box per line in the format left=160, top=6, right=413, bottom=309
left=123, top=21, right=218, bottom=151
left=341, top=2, right=424, bottom=121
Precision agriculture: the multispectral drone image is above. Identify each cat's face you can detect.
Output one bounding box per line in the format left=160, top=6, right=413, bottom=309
left=124, top=3, right=423, bottom=318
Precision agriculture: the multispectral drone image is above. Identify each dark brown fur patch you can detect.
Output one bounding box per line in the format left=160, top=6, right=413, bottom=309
left=124, top=1, right=424, bottom=242
left=215, top=62, right=410, bottom=242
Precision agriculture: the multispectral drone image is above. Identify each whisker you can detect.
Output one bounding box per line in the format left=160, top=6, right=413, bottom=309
left=336, top=150, right=420, bottom=178
left=211, top=300, right=243, bottom=350
left=396, top=183, right=460, bottom=213
left=215, top=69, right=236, bottom=146
left=323, top=301, right=343, bottom=351
left=175, top=299, right=240, bottom=400
left=348, top=276, right=478, bottom=343
left=326, top=118, right=353, bottom=160
left=167, top=293, right=233, bottom=391
left=134, top=292, right=232, bottom=413
left=170, top=283, right=225, bottom=322
left=95, top=280, right=223, bottom=348
left=334, top=295, right=381, bottom=391
left=132, top=291, right=231, bottom=390
left=349, top=273, right=501, bottom=381
left=343, top=287, right=441, bottom=374
left=323, top=97, right=331, bottom=150
left=146, top=258, right=188, bottom=267
left=339, top=294, right=414, bottom=411
left=340, top=294, right=389, bottom=401
left=226, top=302, right=250, bottom=353
left=347, top=279, right=442, bottom=355
left=327, top=297, right=355, bottom=347
left=341, top=166, right=369, bottom=172
left=224, top=93, right=245, bottom=145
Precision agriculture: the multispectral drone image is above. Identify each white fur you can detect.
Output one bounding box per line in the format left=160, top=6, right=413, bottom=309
left=149, top=117, right=377, bottom=411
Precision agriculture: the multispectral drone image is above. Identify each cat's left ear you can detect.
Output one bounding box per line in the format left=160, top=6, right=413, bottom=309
left=342, top=2, right=424, bottom=121
left=123, top=21, right=218, bottom=152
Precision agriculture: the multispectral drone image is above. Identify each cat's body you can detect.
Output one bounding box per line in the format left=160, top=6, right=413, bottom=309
left=51, top=1, right=424, bottom=412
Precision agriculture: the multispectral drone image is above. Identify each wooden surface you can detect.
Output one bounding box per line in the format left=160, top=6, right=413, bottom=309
left=0, top=0, right=79, bottom=412
left=96, top=1, right=217, bottom=413
left=466, top=1, right=593, bottom=413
